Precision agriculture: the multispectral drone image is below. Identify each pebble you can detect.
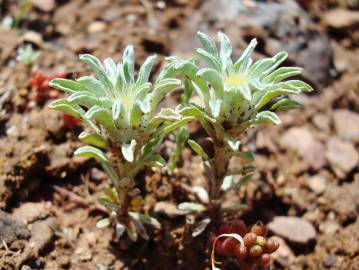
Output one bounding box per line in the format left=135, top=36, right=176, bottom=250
left=154, top=201, right=187, bottom=218
left=22, top=31, right=43, bottom=47
left=323, top=9, right=359, bottom=30
left=12, top=202, right=51, bottom=224
left=87, top=21, right=106, bottom=33
left=268, top=216, right=316, bottom=245
left=280, top=127, right=326, bottom=170
left=306, top=175, right=327, bottom=195
left=325, top=137, right=359, bottom=177
left=320, top=221, right=340, bottom=235
left=270, top=236, right=296, bottom=267
left=31, top=0, right=55, bottom=12
left=333, top=109, right=359, bottom=141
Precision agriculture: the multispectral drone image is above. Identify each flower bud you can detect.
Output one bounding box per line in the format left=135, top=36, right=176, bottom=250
left=258, top=254, right=271, bottom=266
left=222, top=237, right=237, bottom=256
left=234, top=245, right=248, bottom=260
left=230, top=220, right=248, bottom=235
left=256, top=236, right=266, bottom=247
left=243, top=232, right=257, bottom=247
left=249, top=245, right=263, bottom=257
left=265, top=238, right=280, bottom=253
left=251, top=221, right=267, bottom=237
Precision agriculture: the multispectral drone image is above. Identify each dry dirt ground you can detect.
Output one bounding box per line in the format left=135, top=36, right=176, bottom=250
left=0, top=0, right=358, bottom=269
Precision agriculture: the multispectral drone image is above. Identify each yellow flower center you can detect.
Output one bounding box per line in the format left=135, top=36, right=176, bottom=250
left=225, top=73, right=248, bottom=88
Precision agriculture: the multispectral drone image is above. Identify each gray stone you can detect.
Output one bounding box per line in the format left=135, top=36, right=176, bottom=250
left=333, top=109, right=359, bottom=141
left=326, top=137, right=359, bottom=177
left=280, top=127, right=326, bottom=170
left=268, top=216, right=316, bottom=244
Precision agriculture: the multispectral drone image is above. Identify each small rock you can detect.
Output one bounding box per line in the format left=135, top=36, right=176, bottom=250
left=312, top=113, right=330, bottom=132
left=22, top=31, right=43, bottom=47
left=13, top=202, right=51, bottom=224
left=0, top=210, right=30, bottom=244
left=320, top=221, right=340, bottom=235
left=306, top=175, right=327, bottom=195
left=268, top=216, right=316, bottom=245
left=325, top=137, right=359, bottom=177
left=0, top=26, right=18, bottom=64
left=322, top=180, right=359, bottom=223
left=323, top=9, right=359, bottom=30
left=280, top=127, right=326, bottom=170
left=87, top=21, right=106, bottom=33
left=270, top=236, right=296, bottom=267
left=333, top=109, right=359, bottom=141
left=323, top=255, right=338, bottom=268
left=31, top=0, right=55, bottom=12
left=154, top=201, right=187, bottom=218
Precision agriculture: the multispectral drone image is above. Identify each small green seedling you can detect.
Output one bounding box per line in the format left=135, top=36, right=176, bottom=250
left=49, top=47, right=193, bottom=240
left=16, top=44, right=39, bottom=66
left=170, top=31, right=313, bottom=217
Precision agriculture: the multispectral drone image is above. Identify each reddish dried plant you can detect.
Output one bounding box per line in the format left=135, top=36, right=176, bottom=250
left=28, top=71, right=66, bottom=104
left=211, top=221, right=279, bottom=270
left=28, top=71, right=80, bottom=128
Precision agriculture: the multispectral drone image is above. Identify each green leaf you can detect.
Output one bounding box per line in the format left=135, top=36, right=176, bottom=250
left=222, top=174, right=253, bottom=191
left=263, top=67, right=303, bottom=83
left=67, top=91, right=98, bottom=107
left=135, top=55, right=157, bottom=86
left=48, top=99, right=82, bottom=118
left=234, top=38, right=257, bottom=71
left=128, top=212, right=161, bottom=229
left=178, top=104, right=205, bottom=118
left=99, top=195, right=120, bottom=212
left=123, top=45, right=135, bottom=84
left=197, top=68, right=224, bottom=98
left=141, top=137, right=162, bottom=160
left=209, top=99, right=222, bottom=118
left=130, top=102, right=142, bottom=127
left=197, top=31, right=218, bottom=57
left=225, top=137, right=241, bottom=151
left=76, top=76, right=106, bottom=97
left=49, top=78, right=87, bottom=93
left=112, top=100, right=123, bottom=120
left=96, top=218, right=111, bottom=228
left=78, top=131, right=107, bottom=149
left=178, top=202, right=207, bottom=213
left=104, top=57, right=117, bottom=84
left=145, top=154, right=166, bottom=167
left=218, top=31, right=233, bottom=72
left=121, top=139, right=137, bottom=162
left=188, top=139, right=209, bottom=160
left=195, top=48, right=221, bottom=71
left=174, top=60, right=209, bottom=103
left=154, top=116, right=195, bottom=137
left=254, top=111, right=281, bottom=125
left=85, top=106, right=113, bottom=129
left=151, top=78, right=181, bottom=108
left=80, top=54, right=113, bottom=90
left=239, top=150, right=255, bottom=161
left=270, top=98, right=302, bottom=111
left=254, top=81, right=311, bottom=110
left=74, top=145, right=109, bottom=163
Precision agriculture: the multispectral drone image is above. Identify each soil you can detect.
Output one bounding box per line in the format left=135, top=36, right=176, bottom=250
left=0, top=0, right=358, bottom=269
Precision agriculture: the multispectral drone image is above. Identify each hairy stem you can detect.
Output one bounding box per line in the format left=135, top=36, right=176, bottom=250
left=208, top=141, right=230, bottom=217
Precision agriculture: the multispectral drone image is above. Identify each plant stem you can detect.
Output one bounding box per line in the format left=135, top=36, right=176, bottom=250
left=208, top=141, right=230, bottom=217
